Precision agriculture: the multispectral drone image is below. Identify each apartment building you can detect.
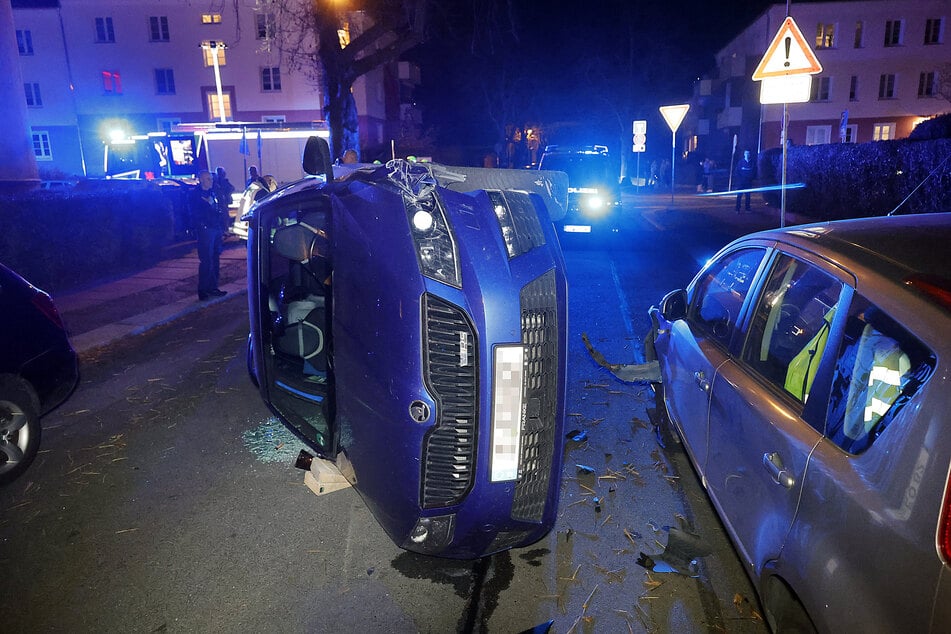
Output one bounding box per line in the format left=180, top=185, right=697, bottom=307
left=12, top=0, right=418, bottom=177
left=688, top=0, right=949, bottom=160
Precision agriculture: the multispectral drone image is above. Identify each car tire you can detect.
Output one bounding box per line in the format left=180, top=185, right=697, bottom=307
left=764, top=576, right=816, bottom=634
left=0, top=377, right=42, bottom=485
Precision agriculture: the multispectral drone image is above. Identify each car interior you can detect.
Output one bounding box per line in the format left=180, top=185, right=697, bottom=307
left=264, top=202, right=334, bottom=448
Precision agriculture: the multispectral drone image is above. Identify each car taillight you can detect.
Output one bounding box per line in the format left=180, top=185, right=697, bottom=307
left=941, top=470, right=951, bottom=564
left=905, top=275, right=951, bottom=313
left=32, top=292, right=66, bottom=329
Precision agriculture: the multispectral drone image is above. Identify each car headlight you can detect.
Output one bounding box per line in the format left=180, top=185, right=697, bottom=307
left=403, top=192, right=461, bottom=288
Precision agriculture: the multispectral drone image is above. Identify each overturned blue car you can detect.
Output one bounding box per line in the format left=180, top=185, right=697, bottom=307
left=246, top=138, right=569, bottom=558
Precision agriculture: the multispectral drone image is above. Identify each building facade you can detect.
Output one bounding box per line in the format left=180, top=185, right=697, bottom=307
left=687, top=0, right=950, bottom=162
left=12, top=0, right=418, bottom=177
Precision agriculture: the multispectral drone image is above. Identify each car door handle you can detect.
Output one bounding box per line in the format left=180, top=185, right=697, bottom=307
left=763, top=452, right=795, bottom=489
left=694, top=371, right=710, bottom=392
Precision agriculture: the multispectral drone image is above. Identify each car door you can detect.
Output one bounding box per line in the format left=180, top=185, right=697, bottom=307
left=703, top=251, right=845, bottom=575
left=248, top=190, right=337, bottom=454
left=662, top=247, right=768, bottom=472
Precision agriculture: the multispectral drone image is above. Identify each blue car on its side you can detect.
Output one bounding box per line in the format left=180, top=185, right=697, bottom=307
left=246, top=138, right=569, bottom=558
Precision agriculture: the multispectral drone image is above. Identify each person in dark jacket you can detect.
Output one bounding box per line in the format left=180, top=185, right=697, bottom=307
left=189, top=170, right=226, bottom=301
left=214, top=166, right=235, bottom=231
left=734, top=149, right=755, bottom=213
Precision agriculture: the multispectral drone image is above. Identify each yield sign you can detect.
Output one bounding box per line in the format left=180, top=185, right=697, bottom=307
left=659, top=104, right=689, bottom=132
left=752, top=16, right=822, bottom=80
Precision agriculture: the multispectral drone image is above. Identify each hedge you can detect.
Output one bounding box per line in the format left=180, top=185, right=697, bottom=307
left=0, top=180, right=174, bottom=294
left=759, top=137, right=951, bottom=220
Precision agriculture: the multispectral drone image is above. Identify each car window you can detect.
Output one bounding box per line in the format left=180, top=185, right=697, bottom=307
left=742, top=254, right=843, bottom=404
left=688, top=248, right=765, bottom=346
left=825, top=294, right=935, bottom=454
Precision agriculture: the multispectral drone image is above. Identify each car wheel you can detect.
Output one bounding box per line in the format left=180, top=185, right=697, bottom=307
left=0, top=377, right=42, bottom=485
left=764, top=576, right=816, bottom=634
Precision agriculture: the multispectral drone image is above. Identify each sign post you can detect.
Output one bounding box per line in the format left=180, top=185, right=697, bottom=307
left=659, top=105, right=689, bottom=203
left=751, top=16, right=822, bottom=227
left=632, top=120, right=647, bottom=189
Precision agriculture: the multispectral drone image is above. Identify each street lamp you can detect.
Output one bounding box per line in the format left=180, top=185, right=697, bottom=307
left=659, top=104, right=690, bottom=203
left=201, top=41, right=228, bottom=123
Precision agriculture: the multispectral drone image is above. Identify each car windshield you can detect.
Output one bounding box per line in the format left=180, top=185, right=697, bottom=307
left=541, top=154, right=613, bottom=185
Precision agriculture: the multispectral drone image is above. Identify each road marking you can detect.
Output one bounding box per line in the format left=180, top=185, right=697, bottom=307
left=610, top=260, right=645, bottom=364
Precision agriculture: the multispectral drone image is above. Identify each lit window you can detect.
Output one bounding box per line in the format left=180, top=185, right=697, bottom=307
left=816, top=23, right=835, bottom=48
left=102, top=71, right=123, bottom=94
left=810, top=76, right=831, bottom=102
left=202, top=41, right=227, bottom=66
left=149, top=16, right=170, bottom=42
left=201, top=14, right=222, bottom=25
left=918, top=71, right=937, bottom=97
left=262, top=67, right=281, bottom=92
left=32, top=131, right=52, bottom=160
left=873, top=123, right=895, bottom=141
left=16, top=29, right=33, bottom=55
left=95, top=17, right=115, bottom=43
left=849, top=75, right=858, bottom=101
left=924, top=18, right=943, bottom=45
left=878, top=73, right=896, bottom=99
left=884, top=19, right=903, bottom=47
left=155, top=68, right=176, bottom=95
left=24, top=82, right=42, bottom=107
left=207, top=92, right=233, bottom=121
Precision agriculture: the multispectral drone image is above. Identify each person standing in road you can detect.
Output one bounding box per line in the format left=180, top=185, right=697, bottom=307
left=189, top=170, right=226, bottom=301
left=214, top=166, right=235, bottom=232
left=734, top=149, right=755, bottom=213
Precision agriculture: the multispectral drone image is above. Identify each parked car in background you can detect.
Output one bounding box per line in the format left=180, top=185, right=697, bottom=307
left=0, top=263, right=79, bottom=484
left=246, top=138, right=570, bottom=558
left=648, top=214, right=951, bottom=633
left=537, top=145, right=621, bottom=234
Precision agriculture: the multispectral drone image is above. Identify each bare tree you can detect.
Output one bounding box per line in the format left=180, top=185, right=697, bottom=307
left=266, top=0, right=426, bottom=160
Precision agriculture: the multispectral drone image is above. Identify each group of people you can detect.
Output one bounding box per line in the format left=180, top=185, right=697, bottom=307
left=188, top=165, right=273, bottom=301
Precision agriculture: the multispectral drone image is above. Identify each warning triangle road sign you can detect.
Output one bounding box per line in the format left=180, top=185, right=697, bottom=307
left=752, top=16, right=823, bottom=80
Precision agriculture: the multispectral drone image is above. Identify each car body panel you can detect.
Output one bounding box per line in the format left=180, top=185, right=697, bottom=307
left=651, top=213, right=951, bottom=632
left=247, top=160, right=569, bottom=558
left=0, top=263, right=79, bottom=415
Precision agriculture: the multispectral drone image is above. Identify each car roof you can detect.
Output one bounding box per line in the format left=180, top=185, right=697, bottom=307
left=751, top=213, right=951, bottom=280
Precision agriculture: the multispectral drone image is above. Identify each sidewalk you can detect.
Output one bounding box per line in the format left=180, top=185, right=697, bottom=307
left=55, top=238, right=249, bottom=355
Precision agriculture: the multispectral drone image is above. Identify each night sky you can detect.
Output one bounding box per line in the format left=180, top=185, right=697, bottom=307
left=409, top=0, right=839, bottom=152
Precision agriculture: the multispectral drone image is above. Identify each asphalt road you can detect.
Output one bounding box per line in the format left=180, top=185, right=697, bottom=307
left=1, top=204, right=769, bottom=633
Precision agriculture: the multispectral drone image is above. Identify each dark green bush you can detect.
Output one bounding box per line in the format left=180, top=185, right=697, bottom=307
left=0, top=180, right=174, bottom=293
left=759, top=138, right=951, bottom=220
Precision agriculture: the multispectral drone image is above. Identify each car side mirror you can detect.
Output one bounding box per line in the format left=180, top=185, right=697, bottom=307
left=660, top=289, right=688, bottom=321
left=302, top=136, right=334, bottom=181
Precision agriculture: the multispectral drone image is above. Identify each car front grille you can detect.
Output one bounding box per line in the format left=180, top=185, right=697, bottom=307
left=421, top=295, right=479, bottom=508
left=511, top=269, right=560, bottom=522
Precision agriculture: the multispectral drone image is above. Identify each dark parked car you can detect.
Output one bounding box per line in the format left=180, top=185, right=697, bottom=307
left=0, top=263, right=79, bottom=484
left=246, top=138, right=570, bottom=558
left=648, top=214, right=951, bottom=633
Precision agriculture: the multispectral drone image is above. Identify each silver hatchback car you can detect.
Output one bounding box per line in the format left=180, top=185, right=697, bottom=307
left=648, top=213, right=951, bottom=633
